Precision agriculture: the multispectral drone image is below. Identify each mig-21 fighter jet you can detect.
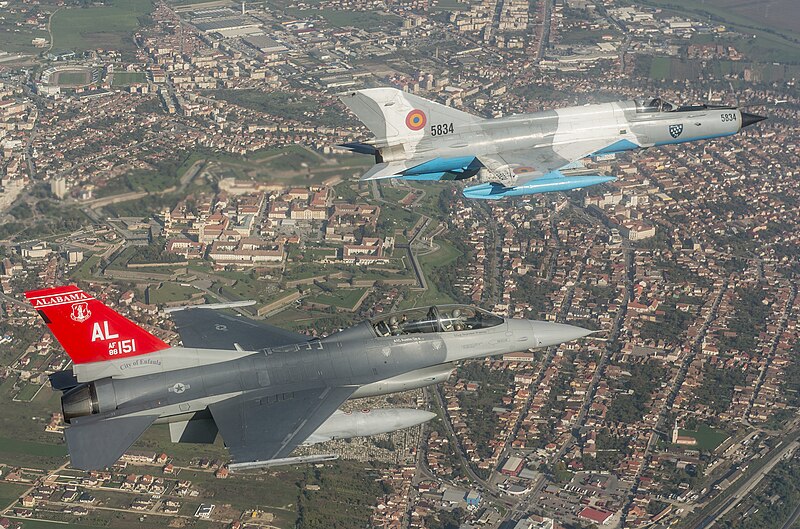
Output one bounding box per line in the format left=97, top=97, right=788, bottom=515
left=338, top=88, right=766, bottom=199
left=27, top=286, right=592, bottom=470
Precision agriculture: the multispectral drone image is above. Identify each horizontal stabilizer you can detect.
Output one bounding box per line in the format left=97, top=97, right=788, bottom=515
left=66, top=414, right=159, bottom=470
left=49, top=369, right=79, bottom=392
left=360, top=161, right=410, bottom=180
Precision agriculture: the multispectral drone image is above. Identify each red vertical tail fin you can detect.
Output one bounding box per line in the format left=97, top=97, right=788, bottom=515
left=25, top=285, right=169, bottom=364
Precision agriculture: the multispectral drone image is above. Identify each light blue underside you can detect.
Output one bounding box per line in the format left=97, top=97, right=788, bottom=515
left=593, top=139, right=640, bottom=155
left=404, top=156, right=480, bottom=176
left=463, top=172, right=616, bottom=199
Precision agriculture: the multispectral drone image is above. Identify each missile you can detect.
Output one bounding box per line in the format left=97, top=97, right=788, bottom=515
left=463, top=173, right=616, bottom=200
left=303, top=408, right=436, bottom=445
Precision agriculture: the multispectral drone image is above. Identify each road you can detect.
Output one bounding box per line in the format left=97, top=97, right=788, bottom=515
left=536, top=0, right=553, bottom=60
left=745, top=283, right=797, bottom=419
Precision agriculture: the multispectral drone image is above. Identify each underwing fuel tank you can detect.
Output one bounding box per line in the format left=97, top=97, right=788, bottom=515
left=463, top=172, right=617, bottom=200
left=350, top=364, right=455, bottom=398
left=303, top=408, right=435, bottom=445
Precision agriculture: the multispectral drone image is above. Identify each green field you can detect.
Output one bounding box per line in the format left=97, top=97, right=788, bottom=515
left=50, top=0, right=153, bottom=53
left=111, top=71, right=146, bottom=85
left=146, top=282, right=198, bottom=304
left=418, top=239, right=462, bottom=268
left=0, top=437, right=68, bottom=458
left=70, top=254, right=101, bottom=281
left=15, top=382, right=42, bottom=402
left=640, top=0, right=800, bottom=63
left=0, top=481, right=31, bottom=510
left=678, top=425, right=729, bottom=451
left=398, top=236, right=465, bottom=310
left=55, top=71, right=91, bottom=86
left=0, top=519, right=108, bottom=529
left=431, top=0, right=470, bottom=10
left=0, top=10, right=50, bottom=54
left=308, top=287, right=368, bottom=310
left=649, top=56, right=671, bottom=79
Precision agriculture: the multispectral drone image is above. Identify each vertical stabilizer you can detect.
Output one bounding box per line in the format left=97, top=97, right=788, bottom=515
left=25, top=285, right=169, bottom=364
left=339, top=88, right=482, bottom=144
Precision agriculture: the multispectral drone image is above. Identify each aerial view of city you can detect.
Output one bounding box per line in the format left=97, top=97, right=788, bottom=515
left=0, top=0, right=797, bottom=527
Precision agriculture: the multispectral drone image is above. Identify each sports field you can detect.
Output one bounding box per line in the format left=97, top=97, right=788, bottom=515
left=51, top=69, right=93, bottom=86
left=50, top=0, right=153, bottom=52
left=678, top=425, right=729, bottom=451
left=111, top=71, right=147, bottom=86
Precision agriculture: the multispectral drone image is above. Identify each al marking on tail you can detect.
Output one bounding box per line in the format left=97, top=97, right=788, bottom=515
left=25, top=285, right=169, bottom=364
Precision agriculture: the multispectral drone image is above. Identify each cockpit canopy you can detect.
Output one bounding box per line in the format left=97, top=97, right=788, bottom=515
left=635, top=97, right=676, bottom=113
left=371, top=305, right=504, bottom=337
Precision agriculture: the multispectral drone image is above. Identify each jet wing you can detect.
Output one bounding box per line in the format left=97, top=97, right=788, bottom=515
left=478, top=136, right=625, bottom=183
left=209, top=385, right=356, bottom=464
left=169, top=308, right=307, bottom=350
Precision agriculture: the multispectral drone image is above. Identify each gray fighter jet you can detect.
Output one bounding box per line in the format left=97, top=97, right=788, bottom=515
left=26, top=286, right=592, bottom=470
left=338, top=88, right=766, bottom=199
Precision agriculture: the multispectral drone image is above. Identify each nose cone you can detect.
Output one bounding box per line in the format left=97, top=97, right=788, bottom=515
left=741, top=112, right=767, bottom=129
left=530, top=320, right=594, bottom=348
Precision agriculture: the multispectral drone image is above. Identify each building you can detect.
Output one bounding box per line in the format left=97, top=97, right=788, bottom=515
left=465, top=489, right=481, bottom=507
left=514, top=516, right=555, bottom=529
left=51, top=177, right=67, bottom=199
left=578, top=507, right=614, bottom=525
left=501, top=456, right=525, bottom=476
left=195, top=503, right=215, bottom=518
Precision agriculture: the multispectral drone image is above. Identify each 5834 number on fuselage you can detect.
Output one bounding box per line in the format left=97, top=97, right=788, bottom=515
left=430, top=123, right=455, bottom=136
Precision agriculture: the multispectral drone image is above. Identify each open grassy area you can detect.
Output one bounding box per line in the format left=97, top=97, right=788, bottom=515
left=678, top=425, right=729, bottom=451
left=418, top=239, right=462, bottom=268
left=649, top=56, right=672, bottom=79
left=212, top=90, right=352, bottom=129
left=308, top=287, right=368, bottom=310
left=640, top=0, right=800, bottom=63
left=177, top=144, right=363, bottom=186
left=14, top=382, right=42, bottom=402
left=0, top=437, right=67, bottom=458
left=146, top=282, right=199, bottom=304
left=0, top=481, right=31, bottom=510
left=430, top=0, right=470, bottom=10
left=50, top=0, right=153, bottom=53
left=111, top=71, right=146, bottom=86
left=3, top=519, right=116, bottom=529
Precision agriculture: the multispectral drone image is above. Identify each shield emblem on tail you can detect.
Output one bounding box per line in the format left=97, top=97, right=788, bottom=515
left=70, top=302, right=91, bottom=323
left=669, top=124, right=683, bottom=138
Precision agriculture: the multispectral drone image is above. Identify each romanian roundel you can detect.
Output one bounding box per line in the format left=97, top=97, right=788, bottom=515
left=405, top=109, right=427, bottom=131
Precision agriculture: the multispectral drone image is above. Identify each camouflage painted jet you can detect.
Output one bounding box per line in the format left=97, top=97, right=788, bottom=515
left=26, top=286, right=592, bottom=470
left=338, top=88, right=766, bottom=199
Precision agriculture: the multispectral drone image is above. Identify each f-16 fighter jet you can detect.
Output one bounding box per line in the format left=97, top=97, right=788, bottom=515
left=338, top=88, right=766, bottom=199
left=26, top=286, right=592, bottom=470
